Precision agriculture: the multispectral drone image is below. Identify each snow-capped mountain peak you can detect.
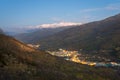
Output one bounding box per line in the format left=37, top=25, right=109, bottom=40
left=29, top=22, right=82, bottom=29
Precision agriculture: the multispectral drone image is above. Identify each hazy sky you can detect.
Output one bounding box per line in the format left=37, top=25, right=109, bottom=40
left=0, top=0, right=120, bottom=32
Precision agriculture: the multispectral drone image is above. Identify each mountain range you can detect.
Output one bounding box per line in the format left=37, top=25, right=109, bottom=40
left=37, top=14, right=120, bottom=61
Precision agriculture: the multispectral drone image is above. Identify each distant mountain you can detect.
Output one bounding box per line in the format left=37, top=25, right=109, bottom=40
left=0, top=34, right=120, bottom=80
left=14, top=25, right=79, bottom=43
left=0, top=28, right=4, bottom=34
left=38, top=14, right=120, bottom=60
left=5, top=32, right=19, bottom=36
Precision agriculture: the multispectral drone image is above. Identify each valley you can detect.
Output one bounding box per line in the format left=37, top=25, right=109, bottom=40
left=1, top=34, right=120, bottom=80
left=0, top=0, right=120, bottom=80
left=18, top=13, right=120, bottom=69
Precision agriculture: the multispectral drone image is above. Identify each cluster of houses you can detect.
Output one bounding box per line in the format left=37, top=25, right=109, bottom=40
left=47, top=49, right=120, bottom=67
left=47, top=48, right=78, bottom=57
left=27, top=44, right=40, bottom=49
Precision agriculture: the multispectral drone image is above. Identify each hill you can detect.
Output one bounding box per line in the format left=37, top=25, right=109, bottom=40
left=38, top=14, right=120, bottom=61
left=0, top=34, right=120, bottom=80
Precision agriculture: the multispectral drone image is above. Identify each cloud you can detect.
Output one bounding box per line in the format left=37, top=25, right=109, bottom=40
left=105, top=3, right=120, bottom=10
left=28, top=22, right=82, bottom=29
left=80, top=8, right=102, bottom=13
left=80, top=3, right=120, bottom=13
left=51, top=17, right=63, bottom=22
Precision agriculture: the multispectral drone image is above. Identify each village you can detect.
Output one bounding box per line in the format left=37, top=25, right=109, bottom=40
left=27, top=44, right=40, bottom=49
left=47, top=49, right=120, bottom=67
